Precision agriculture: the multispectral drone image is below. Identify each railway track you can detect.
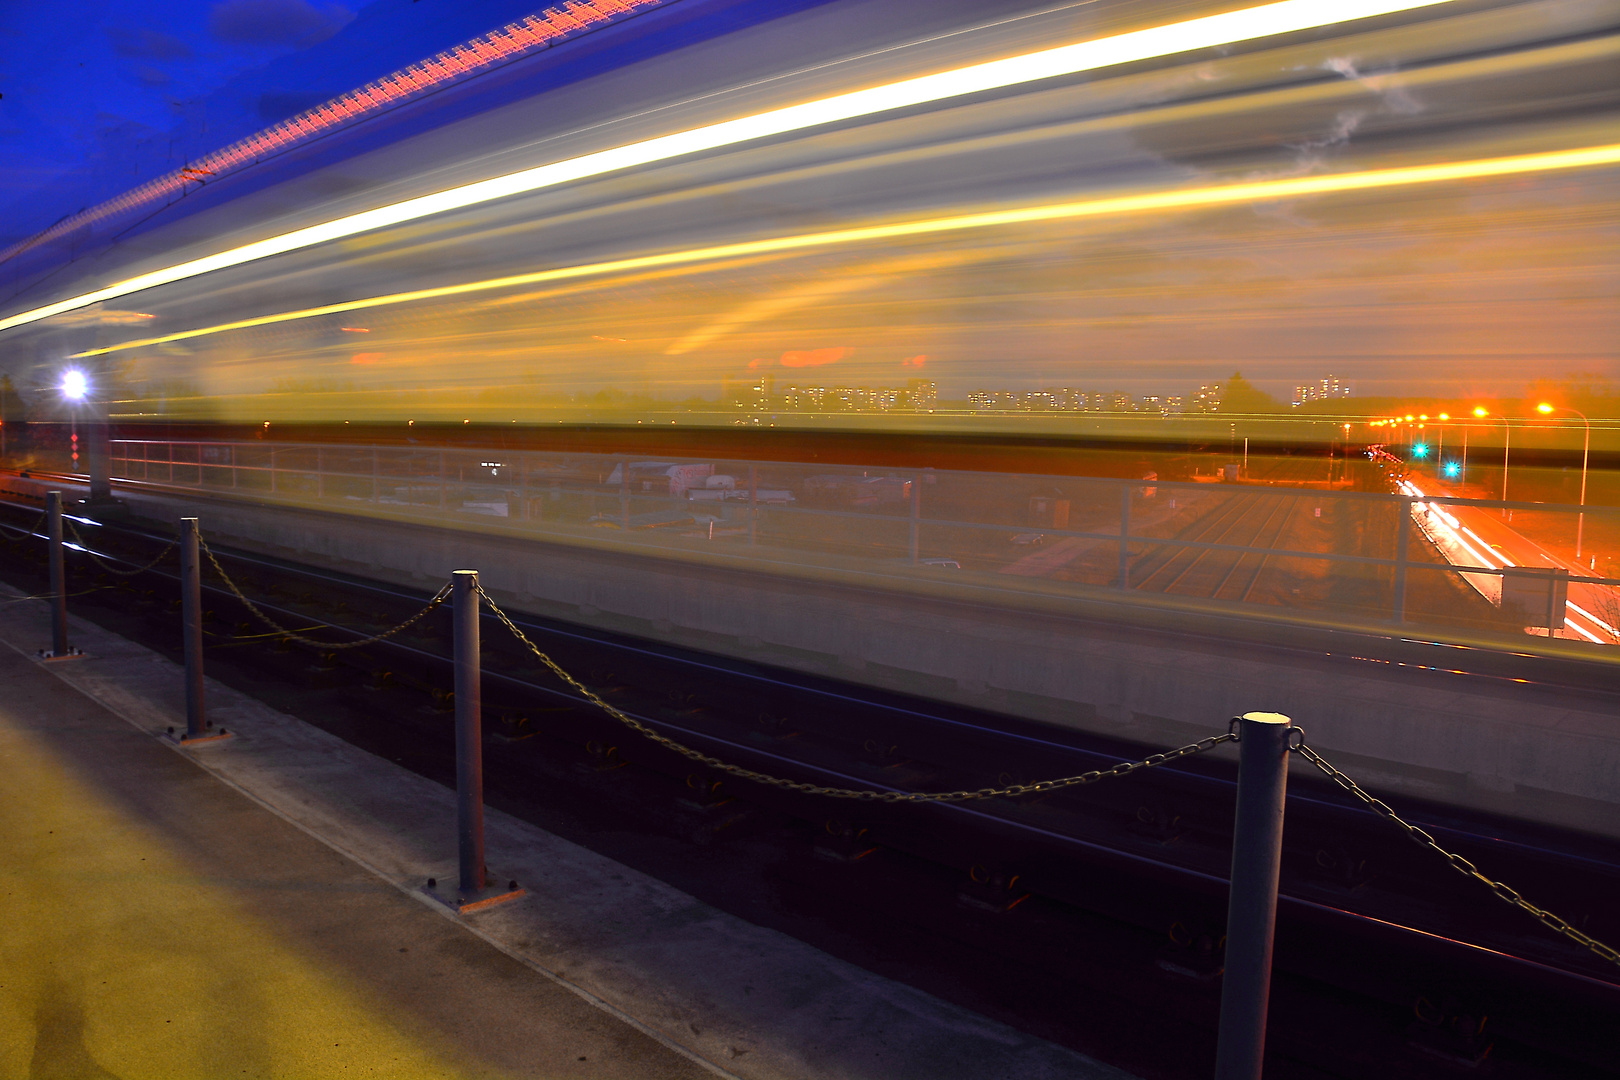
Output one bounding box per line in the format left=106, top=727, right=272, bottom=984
left=1128, top=458, right=1325, bottom=602
left=2, top=497, right=1615, bottom=1079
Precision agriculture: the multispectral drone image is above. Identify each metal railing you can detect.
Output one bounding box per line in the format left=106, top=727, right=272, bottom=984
left=106, top=438, right=1620, bottom=646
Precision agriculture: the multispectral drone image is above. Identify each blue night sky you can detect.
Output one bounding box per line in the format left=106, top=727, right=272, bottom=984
left=0, top=0, right=553, bottom=250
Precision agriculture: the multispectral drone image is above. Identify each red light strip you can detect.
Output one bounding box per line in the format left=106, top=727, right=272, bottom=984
left=0, top=0, right=668, bottom=271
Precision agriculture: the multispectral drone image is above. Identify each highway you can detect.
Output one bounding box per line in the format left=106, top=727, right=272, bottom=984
left=1399, top=470, right=1620, bottom=645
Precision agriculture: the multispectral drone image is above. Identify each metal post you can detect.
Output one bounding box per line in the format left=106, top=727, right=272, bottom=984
left=909, top=472, right=922, bottom=563
left=1118, top=483, right=1131, bottom=590
left=1501, top=419, right=1511, bottom=520
left=1392, top=497, right=1409, bottom=622
left=1214, top=711, right=1294, bottom=1080
left=452, top=570, right=485, bottom=895
left=619, top=460, right=630, bottom=531
left=180, top=518, right=206, bottom=738
left=47, top=491, right=68, bottom=656
left=86, top=420, right=112, bottom=503
left=518, top=456, right=529, bottom=520
left=748, top=464, right=758, bottom=546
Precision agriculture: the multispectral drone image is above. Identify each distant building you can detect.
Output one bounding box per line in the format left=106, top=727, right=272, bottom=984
left=777, top=379, right=935, bottom=412
left=906, top=379, right=938, bottom=411
left=1190, top=383, right=1222, bottom=413
left=1292, top=375, right=1352, bottom=408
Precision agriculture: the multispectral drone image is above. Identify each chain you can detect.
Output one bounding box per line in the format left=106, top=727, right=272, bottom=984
left=67, top=521, right=176, bottom=576
left=0, top=509, right=47, bottom=538
left=198, top=535, right=451, bottom=650
left=1294, top=742, right=1620, bottom=970
left=475, top=583, right=1232, bottom=802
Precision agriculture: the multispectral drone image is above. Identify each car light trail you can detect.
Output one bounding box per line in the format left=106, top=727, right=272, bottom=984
left=1567, top=601, right=1618, bottom=638
left=70, top=141, right=1620, bottom=358
left=1, top=0, right=1465, bottom=336
left=1401, top=480, right=1614, bottom=645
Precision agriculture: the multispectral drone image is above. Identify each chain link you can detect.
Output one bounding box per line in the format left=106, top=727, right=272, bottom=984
left=1294, top=741, right=1620, bottom=971
left=475, top=583, right=1232, bottom=802
left=199, top=535, right=450, bottom=650
left=0, top=509, right=47, bottom=539
left=68, top=521, right=176, bottom=577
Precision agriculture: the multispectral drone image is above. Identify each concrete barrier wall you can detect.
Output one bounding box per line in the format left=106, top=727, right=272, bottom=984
left=107, top=488, right=1620, bottom=840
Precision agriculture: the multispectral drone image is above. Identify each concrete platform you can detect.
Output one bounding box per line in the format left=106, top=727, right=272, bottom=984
left=0, top=583, right=1134, bottom=1080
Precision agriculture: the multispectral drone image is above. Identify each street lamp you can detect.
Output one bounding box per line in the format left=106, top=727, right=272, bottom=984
left=61, top=368, right=90, bottom=472
left=1538, top=402, right=1591, bottom=560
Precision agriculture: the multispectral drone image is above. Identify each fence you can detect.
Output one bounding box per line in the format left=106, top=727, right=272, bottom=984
left=7, top=491, right=1617, bottom=1079
left=108, top=438, right=1620, bottom=647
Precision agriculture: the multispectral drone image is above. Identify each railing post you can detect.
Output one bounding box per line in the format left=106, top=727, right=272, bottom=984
left=619, top=460, right=630, bottom=530
left=518, top=455, right=529, bottom=519
left=47, top=491, right=68, bottom=656
left=452, top=570, right=485, bottom=895
left=1215, top=711, right=1294, bottom=1080
left=909, top=472, right=922, bottom=563
left=1118, top=483, right=1132, bottom=590
left=748, top=464, right=758, bottom=546
left=1392, top=497, right=1410, bottom=622
left=180, top=517, right=206, bottom=738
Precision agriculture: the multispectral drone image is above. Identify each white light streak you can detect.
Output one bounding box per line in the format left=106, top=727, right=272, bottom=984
left=1564, top=618, right=1605, bottom=645
left=0, top=0, right=1459, bottom=335
left=1567, top=601, right=1619, bottom=637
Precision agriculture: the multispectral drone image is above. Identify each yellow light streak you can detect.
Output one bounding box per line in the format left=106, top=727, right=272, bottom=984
left=71, top=142, right=1620, bottom=359
left=5, top=0, right=1460, bottom=336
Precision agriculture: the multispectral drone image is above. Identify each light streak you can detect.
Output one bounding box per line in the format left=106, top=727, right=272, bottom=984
left=0, top=0, right=663, bottom=270
left=70, top=142, right=1620, bottom=358
left=1564, top=617, right=1605, bottom=645
left=4, top=0, right=1463, bottom=335
left=1567, top=601, right=1618, bottom=637
left=1460, top=526, right=1509, bottom=563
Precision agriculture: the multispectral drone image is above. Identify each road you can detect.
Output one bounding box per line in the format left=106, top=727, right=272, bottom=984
left=1399, top=472, right=1618, bottom=645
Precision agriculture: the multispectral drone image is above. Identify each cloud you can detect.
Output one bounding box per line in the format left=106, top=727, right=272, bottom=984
left=106, top=27, right=193, bottom=61
left=901, top=355, right=927, bottom=369
left=209, top=0, right=356, bottom=47
left=779, top=347, right=848, bottom=368
left=1323, top=55, right=1422, bottom=115
left=349, top=352, right=383, bottom=365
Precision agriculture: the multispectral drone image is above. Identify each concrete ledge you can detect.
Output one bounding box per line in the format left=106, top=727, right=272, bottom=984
left=80, top=484, right=1620, bottom=839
